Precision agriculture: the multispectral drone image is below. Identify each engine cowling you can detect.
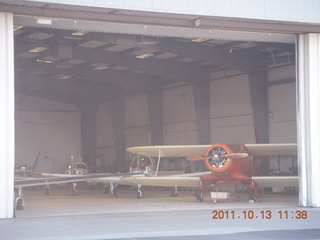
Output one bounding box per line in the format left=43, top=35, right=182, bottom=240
left=204, top=144, right=234, bottom=173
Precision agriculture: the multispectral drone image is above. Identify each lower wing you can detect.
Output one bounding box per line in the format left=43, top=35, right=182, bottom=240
left=252, top=176, right=299, bottom=187
left=14, top=172, right=141, bottom=187
left=120, top=176, right=200, bottom=187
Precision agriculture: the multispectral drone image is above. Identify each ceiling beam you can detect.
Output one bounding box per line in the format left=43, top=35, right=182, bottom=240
left=89, top=32, right=267, bottom=71
left=15, top=39, right=207, bottom=83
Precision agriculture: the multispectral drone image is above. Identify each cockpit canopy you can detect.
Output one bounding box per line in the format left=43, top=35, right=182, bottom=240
left=130, top=156, right=153, bottom=171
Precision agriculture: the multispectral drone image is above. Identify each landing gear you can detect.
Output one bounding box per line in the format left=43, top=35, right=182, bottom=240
left=137, top=184, right=142, bottom=199
left=171, top=186, right=178, bottom=197
left=44, top=184, right=50, bottom=195
left=15, top=186, right=25, bottom=210
left=196, top=188, right=204, bottom=202
left=248, top=189, right=256, bottom=203
left=72, top=183, right=77, bottom=196
left=110, top=183, right=118, bottom=197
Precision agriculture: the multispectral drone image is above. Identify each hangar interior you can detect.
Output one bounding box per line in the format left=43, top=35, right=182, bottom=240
left=8, top=2, right=297, bottom=176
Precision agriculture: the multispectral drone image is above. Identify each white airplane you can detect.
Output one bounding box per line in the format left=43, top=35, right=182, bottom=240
left=14, top=169, right=141, bottom=210
left=88, top=155, right=190, bottom=199
left=119, top=143, right=299, bottom=202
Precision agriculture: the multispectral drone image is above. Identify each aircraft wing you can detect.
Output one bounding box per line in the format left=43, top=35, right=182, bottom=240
left=252, top=176, right=299, bottom=187
left=245, top=143, right=297, bottom=156
left=127, top=143, right=297, bottom=157
left=120, top=176, right=200, bottom=187
left=14, top=172, right=140, bottom=187
left=119, top=171, right=211, bottom=187
left=127, top=145, right=212, bottom=157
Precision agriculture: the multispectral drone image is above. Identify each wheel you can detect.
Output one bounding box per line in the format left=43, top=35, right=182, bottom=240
left=196, top=188, right=204, bottom=202
left=112, top=191, right=118, bottom=197
left=248, top=189, right=256, bottom=202
left=15, top=198, right=24, bottom=210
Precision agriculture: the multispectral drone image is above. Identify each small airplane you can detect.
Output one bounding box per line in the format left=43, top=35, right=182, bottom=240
left=88, top=155, right=188, bottom=199
left=14, top=165, right=141, bottom=210
left=121, top=143, right=299, bottom=202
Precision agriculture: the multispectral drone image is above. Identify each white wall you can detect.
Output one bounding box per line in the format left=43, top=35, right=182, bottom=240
left=15, top=95, right=81, bottom=173
left=268, top=65, right=296, bottom=143
left=267, top=65, right=297, bottom=173
left=163, top=85, right=199, bottom=145
left=210, top=73, right=255, bottom=143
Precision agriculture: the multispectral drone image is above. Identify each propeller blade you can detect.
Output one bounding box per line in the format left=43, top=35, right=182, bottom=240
left=221, top=153, right=248, bottom=159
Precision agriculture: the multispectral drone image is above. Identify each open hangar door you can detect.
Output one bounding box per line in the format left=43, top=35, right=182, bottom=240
left=9, top=3, right=296, bottom=176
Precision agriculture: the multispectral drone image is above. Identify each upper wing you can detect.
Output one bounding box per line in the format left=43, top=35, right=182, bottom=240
left=127, top=143, right=297, bottom=157
left=245, top=143, right=297, bottom=156
left=127, top=145, right=212, bottom=157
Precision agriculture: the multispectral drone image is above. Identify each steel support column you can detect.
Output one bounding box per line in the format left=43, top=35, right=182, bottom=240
left=249, top=71, right=269, bottom=175
left=148, top=90, right=163, bottom=145
left=0, top=12, right=15, bottom=219
left=81, top=104, right=97, bottom=170
left=192, top=81, right=210, bottom=144
left=297, top=34, right=320, bottom=207
left=111, top=95, right=126, bottom=169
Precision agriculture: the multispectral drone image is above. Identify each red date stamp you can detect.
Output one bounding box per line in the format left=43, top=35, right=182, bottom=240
left=212, top=210, right=308, bottom=220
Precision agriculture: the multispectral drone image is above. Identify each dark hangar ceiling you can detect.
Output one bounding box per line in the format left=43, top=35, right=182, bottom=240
left=7, top=1, right=296, bottom=107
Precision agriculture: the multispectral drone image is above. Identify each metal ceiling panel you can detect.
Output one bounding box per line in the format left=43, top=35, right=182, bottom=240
left=13, top=15, right=295, bottom=43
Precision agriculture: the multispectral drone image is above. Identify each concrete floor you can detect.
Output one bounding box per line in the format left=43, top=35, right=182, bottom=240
left=1, top=185, right=320, bottom=240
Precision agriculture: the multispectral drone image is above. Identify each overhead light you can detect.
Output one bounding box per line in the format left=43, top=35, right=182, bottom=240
left=191, top=38, right=208, bottom=43
left=28, top=47, right=47, bottom=53
left=57, top=75, right=72, bottom=80
left=94, top=66, right=109, bottom=70
left=72, top=31, right=87, bottom=36
left=136, top=53, right=154, bottom=59
left=64, top=36, right=82, bottom=41
left=14, top=25, right=23, bottom=31
left=36, top=59, right=53, bottom=64
left=36, top=18, right=53, bottom=25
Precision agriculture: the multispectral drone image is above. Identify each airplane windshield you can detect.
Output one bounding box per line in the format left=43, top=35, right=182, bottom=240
left=131, top=156, right=152, bottom=170
left=75, top=164, right=87, bottom=170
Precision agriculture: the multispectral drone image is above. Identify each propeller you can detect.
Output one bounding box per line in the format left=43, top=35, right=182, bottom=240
left=187, top=152, right=248, bottom=161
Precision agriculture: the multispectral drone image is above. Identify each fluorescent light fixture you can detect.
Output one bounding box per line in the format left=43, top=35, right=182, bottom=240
left=94, top=66, right=109, bottom=70
left=36, top=59, right=53, bottom=64
left=72, top=31, right=87, bottom=36
left=191, top=38, right=208, bottom=43
left=136, top=53, right=154, bottom=59
left=57, top=75, right=72, bottom=80
left=64, top=36, right=82, bottom=41
left=14, top=25, right=23, bottom=31
left=28, top=47, right=47, bottom=53
left=36, top=18, right=52, bottom=25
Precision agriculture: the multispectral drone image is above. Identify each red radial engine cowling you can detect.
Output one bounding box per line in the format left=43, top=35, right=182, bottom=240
left=204, top=144, right=235, bottom=173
